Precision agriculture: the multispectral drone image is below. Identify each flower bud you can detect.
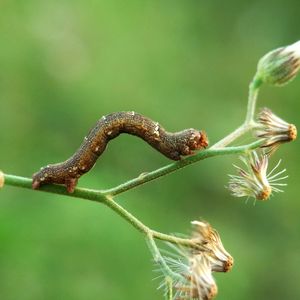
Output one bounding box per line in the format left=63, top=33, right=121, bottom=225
left=256, top=41, right=300, bottom=86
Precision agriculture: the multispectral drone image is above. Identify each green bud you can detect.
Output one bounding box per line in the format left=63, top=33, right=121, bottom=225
left=256, top=41, right=300, bottom=86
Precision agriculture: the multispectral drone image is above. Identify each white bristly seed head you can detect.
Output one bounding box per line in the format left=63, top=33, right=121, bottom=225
left=154, top=221, right=233, bottom=300
left=160, top=251, right=218, bottom=300
left=228, top=151, right=288, bottom=201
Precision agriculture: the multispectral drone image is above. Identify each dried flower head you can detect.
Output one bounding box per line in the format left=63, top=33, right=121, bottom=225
left=154, top=221, right=232, bottom=300
left=163, top=252, right=218, bottom=300
left=256, top=40, right=300, bottom=86
left=228, top=151, right=287, bottom=201
left=256, top=108, right=297, bottom=153
left=176, top=254, right=218, bottom=300
left=191, top=221, right=233, bottom=273
left=0, top=171, right=4, bottom=189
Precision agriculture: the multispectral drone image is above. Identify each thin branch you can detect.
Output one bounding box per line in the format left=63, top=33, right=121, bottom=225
left=2, top=174, right=107, bottom=202
left=152, top=230, right=201, bottom=250
left=1, top=173, right=200, bottom=249
left=146, top=233, right=183, bottom=281
left=210, top=123, right=250, bottom=149
left=211, top=76, right=262, bottom=149
left=165, top=276, right=173, bottom=300
left=97, top=197, right=200, bottom=249
left=103, top=140, right=263, bottom=196
left=245, top=75, right=262, bottom=124
left=103, top=195, right=149, bottom=232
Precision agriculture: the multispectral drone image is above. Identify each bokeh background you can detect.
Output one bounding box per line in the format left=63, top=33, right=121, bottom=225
left=0, top=1, right=299, bottom=299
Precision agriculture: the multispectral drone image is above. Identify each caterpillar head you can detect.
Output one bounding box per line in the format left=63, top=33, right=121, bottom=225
left=187, top=129, right=209, bottom=151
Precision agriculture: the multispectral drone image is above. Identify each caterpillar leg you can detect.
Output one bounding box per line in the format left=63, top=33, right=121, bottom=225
left=65, top=178, right=78, bottom=193
left=32, top=179, right=41, bottom=190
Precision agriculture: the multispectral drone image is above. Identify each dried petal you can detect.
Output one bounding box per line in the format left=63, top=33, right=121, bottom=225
left=228, top=152, right=287, bottom=201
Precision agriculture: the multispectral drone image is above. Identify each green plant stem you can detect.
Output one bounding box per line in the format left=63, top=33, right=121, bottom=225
left=1, top=174, right=200, bottom=249
left=2, top=174, right=107, bottom=202
left=165, top=276, right=173, bottom=300
left=2, top=141, right=262, bottom=198
left=210, top=123, right=250, bottom=149
left=245, top=75, right=262, bottom=124
left=101, top=197, right=200, bottom=249
left=102, top=140, right=263, bottom=196
left=146, top=233, right=183, bottom=281
left=211, top=76, right=262, bottom=149
left=104, top=195, right=149, bottom=233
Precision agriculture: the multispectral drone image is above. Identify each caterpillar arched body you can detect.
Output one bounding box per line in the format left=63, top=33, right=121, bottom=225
left=32, top=111, right=208, bottom=193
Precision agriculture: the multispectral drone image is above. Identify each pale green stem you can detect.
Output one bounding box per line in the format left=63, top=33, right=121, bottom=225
left=245, top=75, right=263, bottom=124
left=211, top=75, right=262, bottom=149
left=210, top=124, right=249, bottom=149
left=104, top=195, right=150, bottom=234
left=2, top=174, right=107, bottom=202
left=96, top=196, right=200, bottom=248
left=152, top=230, right=201, bottom=249
left=103, top=197, right=198, bottom=247
left=146, top=233, right=184, bottom=281
left=166, top=276, right=173, bottom=300
left=103, top=140, right=263, bottom=196
left=0, top=174, right=199, bottom=249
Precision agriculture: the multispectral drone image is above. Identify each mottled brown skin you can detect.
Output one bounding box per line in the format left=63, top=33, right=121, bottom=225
left=32, top=111, right=208, bottom=193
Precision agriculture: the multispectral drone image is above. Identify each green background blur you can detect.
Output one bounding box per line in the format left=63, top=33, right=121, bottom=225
left=0, top=1, right=299, bottom=299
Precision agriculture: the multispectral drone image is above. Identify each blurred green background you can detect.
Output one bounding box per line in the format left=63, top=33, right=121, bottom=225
left=0, top=1, right=299, bottom=299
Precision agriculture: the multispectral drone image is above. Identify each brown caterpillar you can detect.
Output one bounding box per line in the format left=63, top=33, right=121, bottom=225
left=32, top=111, right=208, bottom=193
